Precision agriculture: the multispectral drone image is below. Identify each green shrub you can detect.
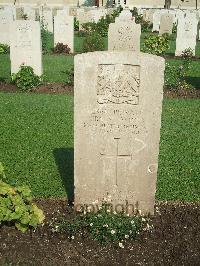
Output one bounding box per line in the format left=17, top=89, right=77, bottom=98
left=64, top=67, right=74, bottom=86
left=0, top=163, right=45, bottom=233
left=53, top=203, right=149, bottom=247
left=83, top=32, right=105, bottom=52
left=143, top=34, right=169, bottom=55
left=80, top=11, right=120, bottom=38
left=41, top=24, right=53, bottom=54
left=11, top=65, right=42, bottom=91
left=74, top=17, right=79, bottom=31
left=141, top=20, right=153, bottom=33
left=54, top=43, right=71, bottom=54
left=81, top=21, right=97, bottom=35
left=165, top=50, right=193, bottom=90
left=0, top=43, right=10, bottom=54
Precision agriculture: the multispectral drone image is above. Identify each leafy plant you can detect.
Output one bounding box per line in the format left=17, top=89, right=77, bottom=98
left=54, top=43, right=71, bottom=54
left=74, top=17, right=79, bottom=31
left=11, top=65, right=42, bottom=91
left=53, top=202, right=149, bottom=247
left=181, top=48, right=194, bottom=59
left=143, top=34, right=169, bottom=55
left=41, top=24, right=53, bottom=54
left=82, top=21, right=97, bottom=35
left=83, top=32, right=105, bottom=52
left=0, top=43, right=10, bottom=54
left=0, top=163, right=45, bottom=232
left=64, top=67, right=74, bottom=86
left=80, top=10, right=120, bottom=38
left=165, top=50, right=193, bottom=90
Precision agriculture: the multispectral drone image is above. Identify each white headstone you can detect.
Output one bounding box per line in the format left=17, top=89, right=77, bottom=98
left=115, top=8, right=132, bottom=23
left=175, top=12, right=198, bottom=56
left=74, top=51, right=165, bottom=215
left=108, top=21, right=141, bottom=52
left=159, top=13, right=174, bottom=35
left=10, top=20, right=42, bottom=76
left=54, top=15, right=74, bottom=53
left=0, top=8, right=13, bottom=45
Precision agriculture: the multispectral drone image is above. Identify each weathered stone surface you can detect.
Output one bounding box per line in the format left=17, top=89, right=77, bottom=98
left=159, top=13, right=174, bottom=35
left=0, top=8, right=13, bottom=45
left=108, top=21, right=141, bottom=52
left=175, top=12, right=198, bottom=56
left=54, top=15, right=74, bottom=52
left=24, top=6, right=36, bottom=20
left=15, top=7, right=24, bottom=20
left=74, top=51, right=165, bottom=215
left=115, top=8, right=132, bottom=23
left=10, top=20, right=42, bottom=76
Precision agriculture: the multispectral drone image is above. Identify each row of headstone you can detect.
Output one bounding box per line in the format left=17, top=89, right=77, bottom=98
left=149, top=8, right=199, bottom=56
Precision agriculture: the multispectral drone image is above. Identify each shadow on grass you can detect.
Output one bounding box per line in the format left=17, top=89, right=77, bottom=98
left=185, top=77, right=200, bottom=89
left=53, top=148, right=74, bottom=204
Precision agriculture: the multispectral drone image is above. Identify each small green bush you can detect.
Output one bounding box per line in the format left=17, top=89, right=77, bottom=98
left=64, top=67, right=74, bottom=86
left=54, top=43, right=71, bottom=54
left=0, top=163, right=45, bottom=233
left=165, top=49, right=193, bottom=90
left=41, top=24, right=53, bottom=54
left=83, top=32, right=105, bottom=52
left=0, top=43, right=10, bottom=54
left=143, top=34, right=169, bottom=55
left=11, top=65, right=42, bottom=91
left=74, top=17, right=79, bottom=31
left=53, top=203, right=149, bottom=247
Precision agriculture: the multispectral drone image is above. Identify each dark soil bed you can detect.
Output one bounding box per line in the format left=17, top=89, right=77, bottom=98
left=0, top=82, right=73, bottom=95
left=0, top=82, right=200, bottom=99
left=0, top=200, right=199, bottom=266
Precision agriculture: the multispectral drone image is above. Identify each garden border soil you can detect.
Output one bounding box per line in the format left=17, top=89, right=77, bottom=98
left=0, top=199, right=200, bottom=265
left=0, top=82, right=200, bottom=98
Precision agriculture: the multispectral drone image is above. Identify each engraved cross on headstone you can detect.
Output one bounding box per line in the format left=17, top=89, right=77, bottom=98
left=100, top=137, right=132, bottom=186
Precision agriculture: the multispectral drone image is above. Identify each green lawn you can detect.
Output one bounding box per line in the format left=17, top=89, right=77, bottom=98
left=0, top=93, right=199, bottom=201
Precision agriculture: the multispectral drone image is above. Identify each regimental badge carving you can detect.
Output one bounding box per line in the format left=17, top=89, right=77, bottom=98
left=113, top=26, right=135, bottom=50
left=97, top=64, right=140, bottom=105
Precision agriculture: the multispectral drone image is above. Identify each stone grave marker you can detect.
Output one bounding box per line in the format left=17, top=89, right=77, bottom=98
left=0, top=8, right=13, bottom=45
left=159, top=13, right=174, bottom=35
left=24, top=6, right=36, bottom=20
left=108, top=21, right=141, bottom=52
left=74, top=51, right=165, bottom=215
left=115, top=8, right=132, bottom=23
left=54, top=15, right=74, bottom=53
left=175, top=12, right=198, bottom=56
left=10, top=20, right=42, bottom=76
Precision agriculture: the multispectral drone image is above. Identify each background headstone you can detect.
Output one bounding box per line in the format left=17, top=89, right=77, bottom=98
left=108, top=21, right=141, bottom=52
left=0, top=8, right=13, bottom=45
left=74, top=51, right=165, bottom=215
left=10, top=20, right=42, bottom=76
left=175, top=12, right=198, bottom=56
left=159, top=13, right=174, bottom=35
left=54, top=15, right=74, bottom=53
